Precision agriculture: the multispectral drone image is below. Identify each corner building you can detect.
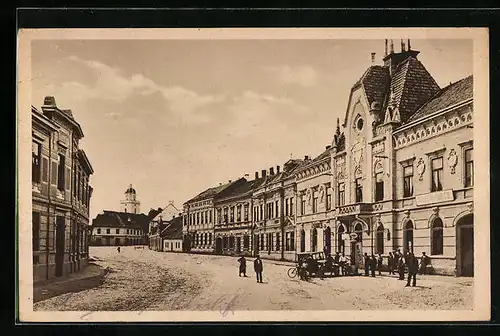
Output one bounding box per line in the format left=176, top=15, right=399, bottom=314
left=324, top=41, right=474, bottom=276
left=32, top=97, right=94, bottom=283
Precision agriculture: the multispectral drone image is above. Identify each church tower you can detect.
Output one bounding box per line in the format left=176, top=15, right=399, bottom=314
left=121, top=184, right=141, bottom=214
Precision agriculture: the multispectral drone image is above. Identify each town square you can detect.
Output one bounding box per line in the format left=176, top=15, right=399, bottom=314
left=22, top=29, right=487, bottom=320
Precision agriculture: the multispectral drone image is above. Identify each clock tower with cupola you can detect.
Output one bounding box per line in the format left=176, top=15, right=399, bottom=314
left=121, top=184, right=141, bottom=214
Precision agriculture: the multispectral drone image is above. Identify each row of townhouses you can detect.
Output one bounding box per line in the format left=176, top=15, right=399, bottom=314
left=178, top=42, right=474, bottom=277
left=32, top=96, right=94, bottom=283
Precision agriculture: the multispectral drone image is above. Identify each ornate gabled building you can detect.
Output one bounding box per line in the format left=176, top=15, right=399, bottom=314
left=32, top=96, right=94, bottom=283
left=326, top=39, right=474, bottom=276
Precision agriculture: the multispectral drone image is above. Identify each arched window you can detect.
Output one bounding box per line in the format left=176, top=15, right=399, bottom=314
left=354, top=223, right=363, bottom=242
left=376, top=224, right=384, bottom=254
left=300, top=229, right=306, bottom=252
left=431, top=218, right=444, bottom=255
left=324, top=226, right=331, bottom=256
left=403, top=220, right=414, bottom=253
left=337, top=225, right=345, bottom=253
left=311, top=228, right=318, bottom=252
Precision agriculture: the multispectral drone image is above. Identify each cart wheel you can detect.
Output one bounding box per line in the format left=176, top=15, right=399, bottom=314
left=287, top=267, right=298, bottom=278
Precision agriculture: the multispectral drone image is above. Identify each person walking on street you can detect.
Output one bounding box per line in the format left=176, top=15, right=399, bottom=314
left=388, top=252, right=394, bottom=275
left=377, top=253, right=383, bottom=275
left=237, top=255, right=247, bottom=277
left=339, top=253, right=347, bottom=276
left=397, top=254, right=406, bottom=280
left=419, top=252, right=431, bottom=275
left=370, top=254, right=377, bottom=277
left=254, top=255, right=264, bottom=283
left=117, top=246, right=121, bottom=253
left=406, top=252, right=419, bottom=287
left=363, top=253, right=370, bottom=276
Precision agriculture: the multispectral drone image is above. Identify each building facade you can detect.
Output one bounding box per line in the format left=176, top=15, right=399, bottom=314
left=162, top=216, right=183, bottom=252
left=32, top=97, right=94, bottom=283
left=148, top=203, right=181, bottom=251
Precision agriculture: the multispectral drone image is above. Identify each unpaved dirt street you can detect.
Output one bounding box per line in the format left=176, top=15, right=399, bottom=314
left=34, top=246, right=473, bottom=311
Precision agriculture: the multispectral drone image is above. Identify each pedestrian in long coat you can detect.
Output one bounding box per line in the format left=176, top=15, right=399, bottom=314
left=406, top=252, right=419, bottom=287
left=377, top=253, right=383, bottom=275
left=370, top=254, right=377, bottom=277
left=237, top=255, right=247, bottom=277
left=397, top=255, right=406, bottom=280
left=388, top=252, right=395, bottom=275
left=419, top=252, right=431, bottom=275
left=363, top=253, right=370, bottom=276
left=254, top=255, right=263, bottom=283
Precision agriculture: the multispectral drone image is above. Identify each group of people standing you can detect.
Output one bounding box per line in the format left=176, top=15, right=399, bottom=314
left=237, top=255, right=264, bottom=283
left=363, top=249, right=431, bottom=287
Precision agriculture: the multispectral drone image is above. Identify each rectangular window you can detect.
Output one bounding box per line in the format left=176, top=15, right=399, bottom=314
left=431, top=157, right=444, bottom=192
left=465, top=148, right=474, bottom=187
left=243, top=235, right=249, bottom=249
left=355, top=178, right=363, bottom=203
left=338, top=183, right=345, bottom=206
left=275, top=200, right=279, bottom=218
left=106, top=229, right=110, bottom=234
left=57, top=154, right=65, bottom=191
left=375, top=172, right=384, bottom=202
left=51, top=161, right=58, bottom=186
left=290, top=231, right=295, bottom=251
left=116, top=229, right=119, bottom=234
left=301, top=196, right=306, bottom=215
left=403, top=165, right=414, bottom=197
left=244, top=204, right=249, bottom=221
left=230, top=207, right=235, bottom=223
left=285, top=199, right=289, bottom=216
left=312, top=192, right=318, bottom=213
left=260, top=205, right=263, bottom=221
left=290, top=198, right=294, bottom=215
left=210, top=210, right=213, bottom=223
left=97, top=228, right=101, bottom=234
left=237, top=205, right=242, bottom=222
left=326, top=187, right=332, bottom=210
left=276, top=232, right=280, bottom=251
left=224, top=208, right=229, bottom=224
left=32, top=211, right=40, bottom=251
left=32, top=141, right=42, bottom=183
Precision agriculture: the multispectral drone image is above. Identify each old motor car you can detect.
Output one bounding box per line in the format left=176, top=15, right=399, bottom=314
left=289, top=252, right=328, bottom=278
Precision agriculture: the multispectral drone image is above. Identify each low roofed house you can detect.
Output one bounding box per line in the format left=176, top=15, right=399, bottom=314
left=91, top=210, right=151, bottom=246
left=161, top=216, right=184, bottom=252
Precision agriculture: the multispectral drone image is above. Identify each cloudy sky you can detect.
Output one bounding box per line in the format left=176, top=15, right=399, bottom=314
left=31, top=38, right=472, bottom=220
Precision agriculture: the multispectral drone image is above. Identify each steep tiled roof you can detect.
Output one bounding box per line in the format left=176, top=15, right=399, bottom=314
left=160, top=216, right=183, bottom=239
left=92, top=210, right=151, bottom=232
left=386, top=56, right=441, bottom=123
left=358, top=66, right=391, bottom=107
left=405, top=75, right=473, bottom=124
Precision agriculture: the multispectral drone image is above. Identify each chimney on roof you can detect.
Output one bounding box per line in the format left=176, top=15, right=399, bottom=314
left=401, top=39, right=406, bottom=52
left=371, top=52, right=376, bottom=64
left=276, top=165, right=280, bottom=174
left=228, top=180, right=232, bottom=183
left=43, top=96, right=57, bottom=107
left=304, top=155, right=309, bottom=160
left=390, top=39, right=394, bottom=54
left=261, top=169, right=267, bottom=177
left=407, top=38, right=411, bottom=51
left=219, top=182, right=222, bottom=186
left=255, top=171, right=259, bottom=179
left=269, top=167, right=274, bottom=175
left=384, top=39, right=388, bottom=56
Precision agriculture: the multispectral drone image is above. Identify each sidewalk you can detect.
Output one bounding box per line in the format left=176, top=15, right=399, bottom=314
left=33, top=262, right=109, bottom=303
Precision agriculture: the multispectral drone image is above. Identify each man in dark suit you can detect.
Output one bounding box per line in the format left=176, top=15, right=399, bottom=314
left=406, top=252, right=419, bottom=287
left=363, top=253, right=370, bottom=276
left=254, top=255, right=263, bottom=283
left=237, top=255, right=247, bottom=277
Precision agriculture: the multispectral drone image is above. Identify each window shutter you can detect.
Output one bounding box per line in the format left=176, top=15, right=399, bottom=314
left=51, top=161, right=58, bottom=185
left=65, top=167, right=71, bottom=190
left=42, top=158, right=48, bottom=182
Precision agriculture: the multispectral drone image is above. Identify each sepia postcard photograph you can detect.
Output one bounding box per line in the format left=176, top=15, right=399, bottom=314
left=17, top=27, right=490, bottom=322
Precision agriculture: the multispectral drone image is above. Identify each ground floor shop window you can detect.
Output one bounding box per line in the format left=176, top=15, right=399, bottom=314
left=431, top=218, right=444, bottom=255
left=376, top=224, right=384, bottom=255
left=300, top=229, right=305, bottom=252
left=243, top=235, right=249, bottom=249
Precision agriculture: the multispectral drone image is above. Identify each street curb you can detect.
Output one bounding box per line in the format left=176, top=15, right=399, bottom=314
left=33, top=264, right=110, bottom=303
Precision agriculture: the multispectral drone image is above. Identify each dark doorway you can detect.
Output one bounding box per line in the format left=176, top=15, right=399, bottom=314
left=215, top=237, right=223, bottom=254
left=55, top=216, right=66, bottom=277
left=324, top=226, right=331, bottom=255
left=300, top=229, right=306, bottom=252
left=403, top=221, right=414, bottom=253
left=457, top=214, right=474, bottom=277
left=115, top=238, right=120, bottom=246
left=254, top=234, right=259, bottom=256
left=236, top=237, right=241, bottom=253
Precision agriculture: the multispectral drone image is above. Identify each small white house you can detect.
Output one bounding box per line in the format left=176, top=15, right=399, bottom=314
left=161, top=216, right=183, bottom=252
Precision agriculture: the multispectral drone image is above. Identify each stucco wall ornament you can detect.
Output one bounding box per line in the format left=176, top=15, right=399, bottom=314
left=416, top=158, right=426, bottom=181
left=448, top=149, right=458, bottom=174
left=306, top=188, right=312, bottom=205
left=319, top=185, right=326, bottom=203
